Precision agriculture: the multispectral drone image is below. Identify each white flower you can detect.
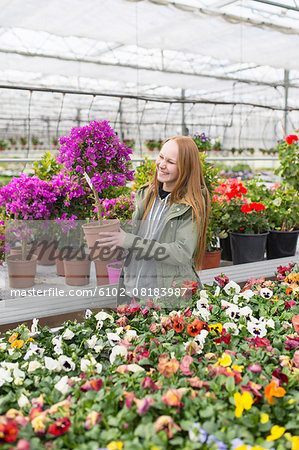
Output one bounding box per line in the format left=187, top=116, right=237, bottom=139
left=18, top=393, right=30, bottom=408
left=1, top=362, right=19, bottom=370
left=62, top=329, right=75, bottom=340
left=196, top=307, right=211, bottom=322
left=240, top=290, right=255, bottom=300
left=24, top=343, right=44, bottom=360
left=221, top=300, right=235, bottom=308
left=194, top=329, right=209, bottom=354
left=115, top=327, right=124, bottom=335
left=13, top=367, right=25, bottom=381
left=85, top=309, right=92, bottom=319
left=28, top=361, right=42, bottom=373
left=96, top=363, right=102, bottom=374
left=124, top=330, right=137, bottom=342
left=54, top=375, right=70, bottom=395
left=110, top=345, right=128, bottom=365
left=196, top=298, right=209, bottom=310
left=224, top=280, right=241, bottom=295
left=52, top=336, right=63, bottom=355
left=169, top=310, right=180, bottom=318
left=247, top=320, right=267, bottom=338
left=96, top=321, right=103, bottom=330
left=44, top=356, right=60, bottom=372
left=199, top=290, right=209, bottom=299
left=0, top=368, right=13, bottom=387
left=239, top=306, right=253, bottom=321
left=125, top=364, right=145, bottom=373
left=107, top=332, right=121, bottom=347
left=80, top=355, right=97, bottom=372
left=0, top=342, right=7, bottom=351
left=225, top=304, right=241, bottom=321
left=266, top=318, right=275, bottom=329
left=260, top=288, right=273, bottom=299
left=58, top=355, right=75, bottom=372
left=31, top=318, right=39, bottom=334
left=95, top=311, right=114, bottom=323
left=214, top=286, right=220, bottom=297
left=86, top=335, right=98, bottom=349
left=152, top=311, right=159, bottom=321
left=223, top=322, right=239, bottom=335
left=94, top=344, right=104, bottom=353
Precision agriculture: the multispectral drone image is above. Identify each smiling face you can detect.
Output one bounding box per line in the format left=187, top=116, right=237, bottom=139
left=156, top=139, right=179, bottom=191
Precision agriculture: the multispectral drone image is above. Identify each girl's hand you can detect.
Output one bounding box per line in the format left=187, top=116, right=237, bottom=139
left=96, top=228, right=126, bottom=251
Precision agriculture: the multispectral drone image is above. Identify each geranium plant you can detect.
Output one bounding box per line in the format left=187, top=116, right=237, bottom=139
left=266, top=184, right=299, bottom=231
left=57, top=121, right=134, bottom=221
left=275, top=134, right=299, bottom=191
left=224, top=198, right=269, bottom=234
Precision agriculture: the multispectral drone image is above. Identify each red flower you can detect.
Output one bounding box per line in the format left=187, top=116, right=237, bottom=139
left=241, top=204, right=251, bottom=214
left=171, top=314, right=186, bottom=333
left=214, top=329, right=231, bottom=345
left=286, top=134, right=298, bottom=145
left=48, top=417, right=71, bottom=436
left=0, top=420, right=18, bottom=443
left=181, top=280, right=199, bottom=298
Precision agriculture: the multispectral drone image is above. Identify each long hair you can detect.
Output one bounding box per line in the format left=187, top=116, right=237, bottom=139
left=142, top=136, right=210, bottom=269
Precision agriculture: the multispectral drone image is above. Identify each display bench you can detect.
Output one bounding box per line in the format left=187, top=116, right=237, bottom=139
left=0, top=255, right=298, bottom=332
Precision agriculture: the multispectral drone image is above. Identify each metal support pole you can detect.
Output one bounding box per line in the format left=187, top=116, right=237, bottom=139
left=181, top=89, right=188, bottom=136
left=118, top=100, right=123, bottom=141
left=284, top=69, right=289, bottom=136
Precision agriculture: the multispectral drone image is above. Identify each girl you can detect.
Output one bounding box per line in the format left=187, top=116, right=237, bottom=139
left=97, top=136, right=210, bottom=304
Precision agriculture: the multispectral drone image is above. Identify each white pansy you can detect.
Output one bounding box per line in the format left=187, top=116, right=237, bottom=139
left=80, top=355, right=97, bottom=372
left=18, top=393, right=30, bottom=408
left=86, top=335, right=98, bottom=349
left=232, top=295, right=241, bottom=304
left=194, top=329, right=209, bottom=354
left=225, top=304, right=241, bottom=321
left=1, top=362, right=19, bottom=370
left=62, top=329, right=75, bottom=340
left=126, top=364, right=145, bottom=373
left=8, top=348, right=15, bottom=356
left=24, top=343, right=44, bottom=360
left=54, top=375, right=70, bottom=395
left=96, top=363, right=103, bottom=374
left=260, top=288, right=273, bottom=299
left=107, top=332, right=121, bottom=347
left=13, top=367, right=25, bottom=380
left=31, top=318, right=39, bottom=334
left=214, top=286, right=220, bottom=297
left=221, top=300, right=235, bottom=308
left=58, top=355, right=75, bottom=372
left=224, top=280, right=241, bottom=295
left=97, top=321, right=105, bottom=331
left=95, top=311, right=114, bottom=323
left=223, top=322, right=239, bottom=335
left=196, top=298, right=209, bottom=310
left=247, top=320, right=267, bottom=338
left=240, top=290, right=255, bottom=300
left=0, top=342, right=7, bottom=351
left=196, top=308, right=210, bottom=322
left=0, top=368, right=13, bottom=386
left=28, top=360, right=42, bottom=373
left=124, top=330, right=137, bottom=341
left=266, top=318, right=275, bottom=329
left=85, top=309, right=92, bottom=319
left=94, top=344, right=104, bottom=353
left=109, top=345, right=128, bottom=364
left=199, top=290, right=209, bottom=299
left=152, top=311, right=159, bottom=321
left=239, top=306, right=253, bottom=320
left=115, top=327, right=124, bottom=335
left=44, top=356, right=60, bottom=372
left=52, top=336, right=63, bottom=355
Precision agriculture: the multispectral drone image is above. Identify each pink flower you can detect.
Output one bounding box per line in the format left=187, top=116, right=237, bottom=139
left=180, top=355, right=194, bottom=376
left=248, top=363, right=262, bottom=373
left=293, top=350, right=299, bottom=368
left=142, top=376, right=161, bottom=391
left=17, top=440, right=31, bottom=450
left=135, top=396, right=154, bottom=415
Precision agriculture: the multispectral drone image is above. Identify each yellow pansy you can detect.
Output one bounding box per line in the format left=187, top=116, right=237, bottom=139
left=26, top=338, right=35, bottom=342
left=288, top=399, right=295, bottom=405
left=286, top=434, right=299, bottom=450
left=107, top=442, right=123, bottom=450
left=234, top=446, right=248, bottom=450
left=260, top=413, right=269, bottom=424
left=11, top=339, right=24, bottom=349
left=252, top=447, right=268, bottom=450
left=266, top=425, right=286, bottom=441
left=234, top=391, right=254, bottom=418
left=208, top=323, right=223, bottom=334
left=232, top=364, right=244, bottom=373
left=8, top=332, right=18, bottom=343
left=215, top=353, right=232, bottom=367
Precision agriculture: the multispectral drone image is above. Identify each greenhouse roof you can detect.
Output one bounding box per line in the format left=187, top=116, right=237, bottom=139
left=0, top=0, right=298, bottom=147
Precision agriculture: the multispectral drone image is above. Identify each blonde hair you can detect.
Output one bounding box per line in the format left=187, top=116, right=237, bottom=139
left=142, top=136, right=210, bottom=269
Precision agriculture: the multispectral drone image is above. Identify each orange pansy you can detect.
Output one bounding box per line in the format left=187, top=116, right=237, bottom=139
left=264, top=381, right=286, bottom=405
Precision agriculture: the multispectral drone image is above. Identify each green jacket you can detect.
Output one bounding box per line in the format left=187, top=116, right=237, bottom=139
left=117, top=184, right=203, bottom=301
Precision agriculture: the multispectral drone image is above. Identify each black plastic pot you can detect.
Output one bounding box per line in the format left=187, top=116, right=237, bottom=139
left=266, top=230, right=298, bottom=260
left=229, top=232, right=268, bottom=265
left=220, top=236, right=232, bottom=261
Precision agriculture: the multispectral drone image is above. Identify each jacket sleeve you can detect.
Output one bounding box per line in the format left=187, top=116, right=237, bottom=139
left=122, top=208, right=199, bottom=267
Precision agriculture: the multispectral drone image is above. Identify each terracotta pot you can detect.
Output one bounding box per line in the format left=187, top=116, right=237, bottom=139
left=83, top=220, right=120, bottom=261
left=55, top=250, right=65, bottom=276
left=63, top=257, right=91, bottom=286
left=94, top=260, right=110, bottom=286
left=200, top=249, right=222, bottom=270
left=31, top=240, right=57, bottom=266
left=7, top=254, right=38, bottom=288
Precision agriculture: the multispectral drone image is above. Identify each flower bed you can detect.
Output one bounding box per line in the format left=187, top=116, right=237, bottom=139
left=0, top=264, right=299, bottom=449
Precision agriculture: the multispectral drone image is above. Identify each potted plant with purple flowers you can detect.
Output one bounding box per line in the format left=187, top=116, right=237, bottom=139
left=56, top=121, right=134, bottom=283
